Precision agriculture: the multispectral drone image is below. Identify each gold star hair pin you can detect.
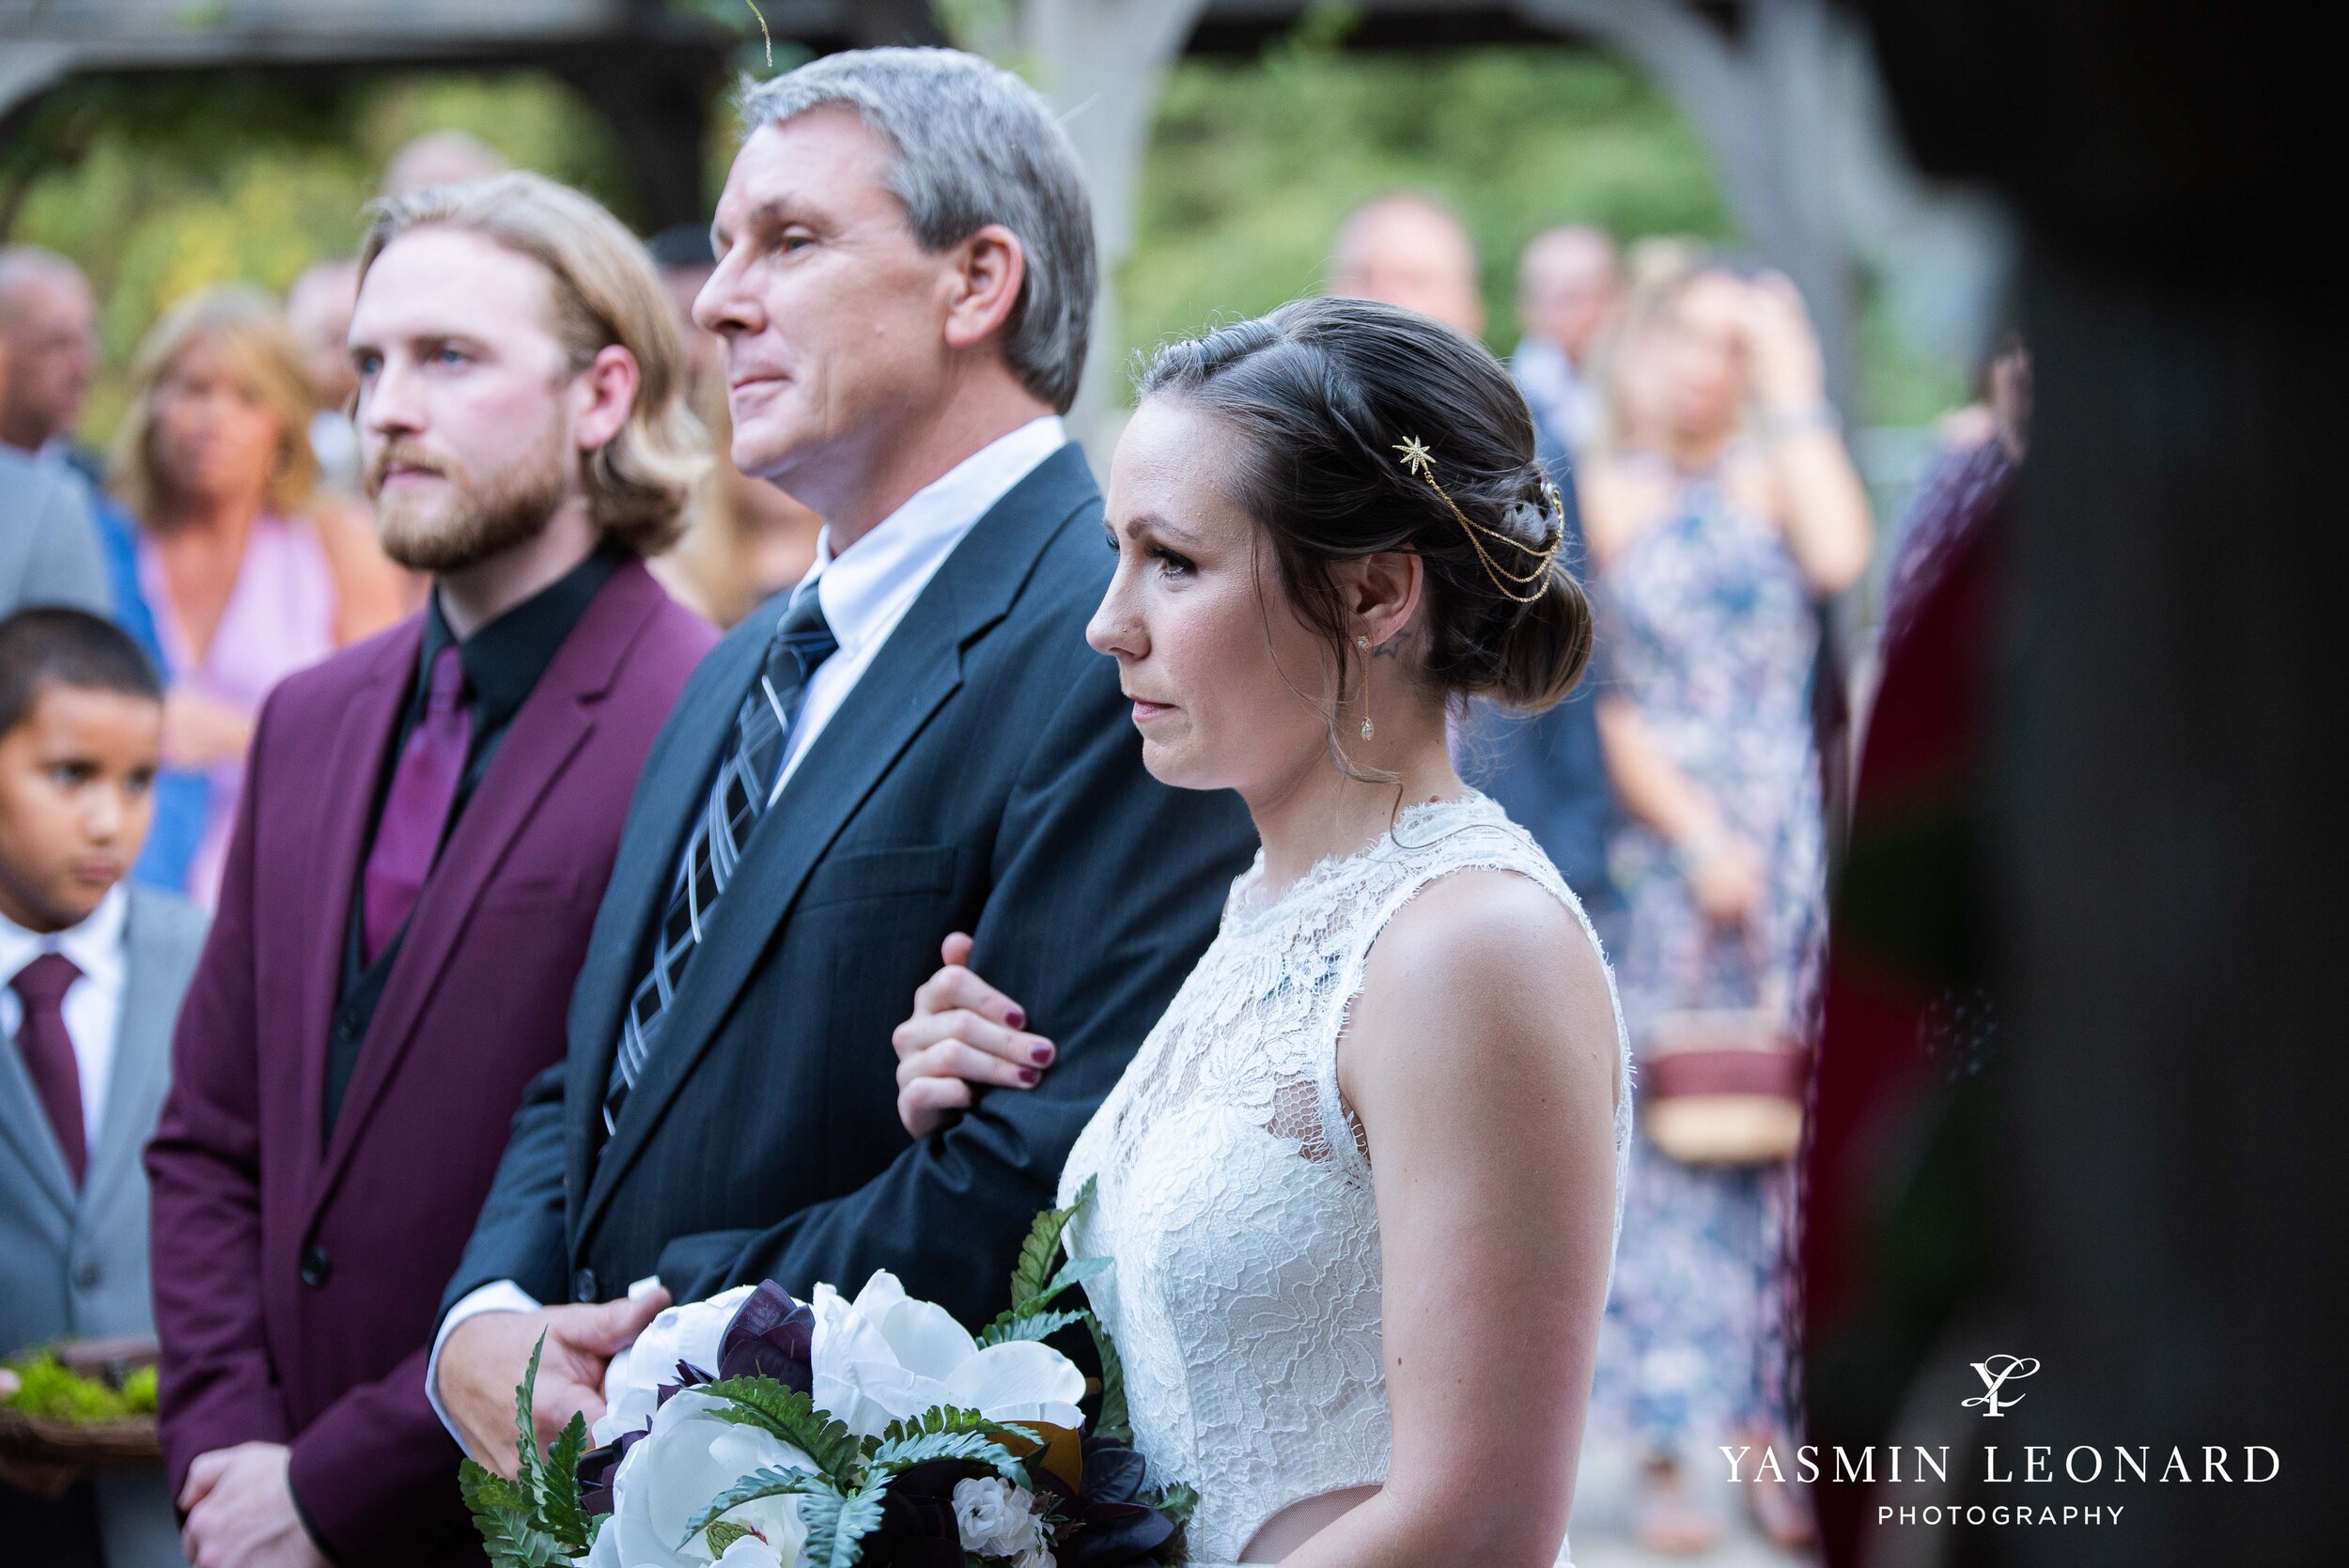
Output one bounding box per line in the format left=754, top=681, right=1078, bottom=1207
left=1392, top=438, right=1565, bottom=604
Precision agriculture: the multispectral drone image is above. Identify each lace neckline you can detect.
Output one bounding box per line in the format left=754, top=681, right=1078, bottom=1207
left=1225, top=791, right=1505, bottom=935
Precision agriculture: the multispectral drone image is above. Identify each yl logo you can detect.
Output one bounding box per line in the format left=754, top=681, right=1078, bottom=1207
left=1963, top=1355, right=2040, bottom=1418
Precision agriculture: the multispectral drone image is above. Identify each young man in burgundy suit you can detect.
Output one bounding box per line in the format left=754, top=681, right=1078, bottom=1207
left=145, top=173, right=718, bottom=1568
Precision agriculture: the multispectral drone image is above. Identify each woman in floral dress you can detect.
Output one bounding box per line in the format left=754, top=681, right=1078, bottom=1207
left=1579, top=256, right=1873, bottom=1552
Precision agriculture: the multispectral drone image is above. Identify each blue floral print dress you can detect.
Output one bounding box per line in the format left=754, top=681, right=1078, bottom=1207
left=1589, top=451, right=1826, bottom=1458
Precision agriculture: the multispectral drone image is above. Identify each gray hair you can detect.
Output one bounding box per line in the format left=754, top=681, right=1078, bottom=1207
left=739, top=48, right=1097, bottom=413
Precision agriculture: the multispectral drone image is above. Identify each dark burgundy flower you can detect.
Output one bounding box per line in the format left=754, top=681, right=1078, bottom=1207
left=653, top=1365, right=710, bottom=1413
left=863, top=1458, right=981, bottom=1568
left=1054, top=1437, right=1178, bottom=1566
left=576, top=1425, right=646, bottom=1518
left=718, top=1281, right=815, bottom=1394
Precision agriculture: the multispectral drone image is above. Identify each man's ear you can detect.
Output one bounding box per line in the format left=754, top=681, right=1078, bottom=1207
left=573, top=345, right=641, bottom=454
left=1340, top=550, right=1424, bottom=648
left=941, top=224, right=1028, bottom=353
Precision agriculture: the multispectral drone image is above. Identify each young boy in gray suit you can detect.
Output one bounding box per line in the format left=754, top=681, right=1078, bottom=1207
left=0, top=607, right=205, bottom=1568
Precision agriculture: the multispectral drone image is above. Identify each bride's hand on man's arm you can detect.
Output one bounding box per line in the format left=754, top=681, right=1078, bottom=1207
left=893, top=932, right=1058, bottom=1137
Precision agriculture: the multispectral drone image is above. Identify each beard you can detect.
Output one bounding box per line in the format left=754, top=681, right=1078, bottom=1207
left=368, top=417, right=572, bottom=573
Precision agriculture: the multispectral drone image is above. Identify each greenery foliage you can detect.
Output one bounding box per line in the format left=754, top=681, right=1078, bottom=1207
left=1, top=1349, right=159, bottom=1421
left=4, top=72, right=624, bottom=441
left=1121, top=40, right=1734, bottom=367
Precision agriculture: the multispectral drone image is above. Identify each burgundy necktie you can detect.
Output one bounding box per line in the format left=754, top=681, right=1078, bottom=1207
left=9, top=952, right=86, bottom=1187
left=362, top=644, right=472, bottom=963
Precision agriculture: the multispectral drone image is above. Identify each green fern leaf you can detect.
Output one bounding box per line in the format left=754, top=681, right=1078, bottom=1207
left=700, top=1376, right=864, bottom=1482
left=974, top=1306, right=1087, bottom=1347
left=536, top=1411, right=593, bottom=1550
left=875, top=1405, right=994, bottom=1446
left=704, top=1519, right=757, bottom=1555
left=679, top=1465, right=829, bottom=1545
left=883, top=1399, right=991, bottom=1436
left=1147, top=1478, right=1200, bottom=1527
left=801, top=1474, right=891, bottom=1568
left=512, top=1333, right=549, bottom=1491
left=1008, top=1174, right=1096, bottom=1310
left=459, top=1459, right=529, bottom=1517
left=867, top=1427, right=1026, bottom=1482
left=1028, top=1253, right=1112, bottom=1312
left=1085, top=1314, right=1130, bottom=1443
left=477, top=1513, right=569, bottom=1568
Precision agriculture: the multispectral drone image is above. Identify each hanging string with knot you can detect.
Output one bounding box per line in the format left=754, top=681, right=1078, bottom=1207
left=1392, top=437, right=1566, bottom=602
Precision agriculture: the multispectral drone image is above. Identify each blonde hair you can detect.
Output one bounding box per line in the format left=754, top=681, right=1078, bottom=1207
left=1584, top=237, right=1724, bottom=461
left=111, top=287, right=321, bottom=521
left=358, top=171, right=707, bottom=554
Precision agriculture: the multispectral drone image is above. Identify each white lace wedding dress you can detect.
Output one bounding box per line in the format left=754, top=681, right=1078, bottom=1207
left=1059, top=792, right=1632, bottom=1567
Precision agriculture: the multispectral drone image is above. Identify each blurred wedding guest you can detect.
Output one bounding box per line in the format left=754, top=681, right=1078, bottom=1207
left=0, top=249, right=208, bottom=892
left=1327, top=201, right=1621, bottom=924
left=0, top=608, right=206, bottom=1568
left=285, top=259, right=365, bottom=494
left=0, top=247, right=100, bottom=470
left=379, top=129, right=509, bottom=201
left=146, top=172, right=715, bottom=1568
left=1878, top=338, right=2028, bottom=655
left=109, top=288, right=408, bottom=906
left=1330, top=190, right=1486, bottom=338
left=0, top=250, right=111, bottom=619
left=1514, top=224, right=1621, bottom=457
left=641, top=225, right=817, bottom=625
left=1579, top=254, right=1871, bottom=1551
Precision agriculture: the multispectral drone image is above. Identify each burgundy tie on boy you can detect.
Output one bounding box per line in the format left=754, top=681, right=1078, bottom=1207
left=9, top=952, right=86, bottom=1187
left=362, top=643, right=472, bottom=963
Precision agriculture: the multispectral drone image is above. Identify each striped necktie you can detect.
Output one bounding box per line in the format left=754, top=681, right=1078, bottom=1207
left=604, top=591, right=838, bottom=1126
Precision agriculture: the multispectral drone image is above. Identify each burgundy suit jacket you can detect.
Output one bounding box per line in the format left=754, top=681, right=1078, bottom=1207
left=147, top=560, right=715, bottom=1565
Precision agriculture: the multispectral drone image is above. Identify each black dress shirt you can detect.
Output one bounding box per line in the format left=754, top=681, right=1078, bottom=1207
left=321, top=545, right=625, bottom=1136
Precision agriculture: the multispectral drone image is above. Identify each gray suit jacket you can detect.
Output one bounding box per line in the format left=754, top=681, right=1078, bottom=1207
left=3, top=887, right=207, bottom=1568
left=0, top=443, right=113, bottom=618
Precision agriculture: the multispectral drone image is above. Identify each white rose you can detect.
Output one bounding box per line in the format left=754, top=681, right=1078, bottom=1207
left=810, top=1270, right=1085, bottom=1441
left=596, top=1285, right=758, bottom=1447
left=587, top=1387, right=814, bottom=1568
left=952, top=1476, right=1047, bottom=1559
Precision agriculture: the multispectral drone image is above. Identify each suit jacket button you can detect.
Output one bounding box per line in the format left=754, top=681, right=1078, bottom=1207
left=572, top=1267, right=599, bottom=1302
left=73, top=1263, right=100, bottom=1291
left=300, top=1245, right=333, bottom=1287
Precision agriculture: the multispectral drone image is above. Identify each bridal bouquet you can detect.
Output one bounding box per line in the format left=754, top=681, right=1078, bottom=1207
left=463, top=1180, right=1191, bottom=1568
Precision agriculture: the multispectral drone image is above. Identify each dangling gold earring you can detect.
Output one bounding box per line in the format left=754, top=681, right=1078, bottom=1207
left=1355, top=634, right=1375, bottom=740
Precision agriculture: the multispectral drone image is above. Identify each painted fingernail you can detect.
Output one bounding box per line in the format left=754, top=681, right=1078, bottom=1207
left=1019, top=1066, right=1040, bottom=1085
left=1031, top=1043, right=1056, bottom=1065
left=1005, top=1007, right=1027, bottom=1029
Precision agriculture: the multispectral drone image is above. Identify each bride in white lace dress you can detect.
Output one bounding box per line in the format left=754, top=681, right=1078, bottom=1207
left=892, top=298, right=1630, bottom=1566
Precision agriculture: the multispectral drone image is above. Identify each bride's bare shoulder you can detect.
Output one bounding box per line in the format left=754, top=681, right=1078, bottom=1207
left=1344, top=867, right=1616, bottom=1104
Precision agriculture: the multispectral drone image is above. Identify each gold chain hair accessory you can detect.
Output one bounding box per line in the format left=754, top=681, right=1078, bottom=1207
left=1392, top=437, right=1565, bottom=603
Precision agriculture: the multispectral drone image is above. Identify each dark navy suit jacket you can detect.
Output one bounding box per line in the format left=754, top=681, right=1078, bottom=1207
left=445, top=444, right=1258, bottom=1339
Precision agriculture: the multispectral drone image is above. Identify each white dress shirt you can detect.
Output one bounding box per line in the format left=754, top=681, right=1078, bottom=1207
left=2, top=883, right=130, bottom=1157
left=427, top=415, right=1067, bottom=1445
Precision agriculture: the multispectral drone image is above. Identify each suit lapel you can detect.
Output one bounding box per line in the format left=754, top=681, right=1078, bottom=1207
left=561, top=620, right=765, bottom=1173
left=290, top=625, right=415, bottom=1204
left=0, top=1025, right=75, bottom=1219
left=79, top=892, right=180, bottom=1220
left=304, top=564, right=665, bottom=1227
left=576, top=444, right=1098, bottom=1238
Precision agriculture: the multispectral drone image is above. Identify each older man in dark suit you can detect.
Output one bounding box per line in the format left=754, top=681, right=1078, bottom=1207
left=432, top=49, right=1258, bottom=1469
left=145, top=174, right=716, bottom=1568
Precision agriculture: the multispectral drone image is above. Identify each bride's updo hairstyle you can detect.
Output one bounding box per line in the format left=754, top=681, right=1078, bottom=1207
left=1137, top=296, right=1594, bottom=719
